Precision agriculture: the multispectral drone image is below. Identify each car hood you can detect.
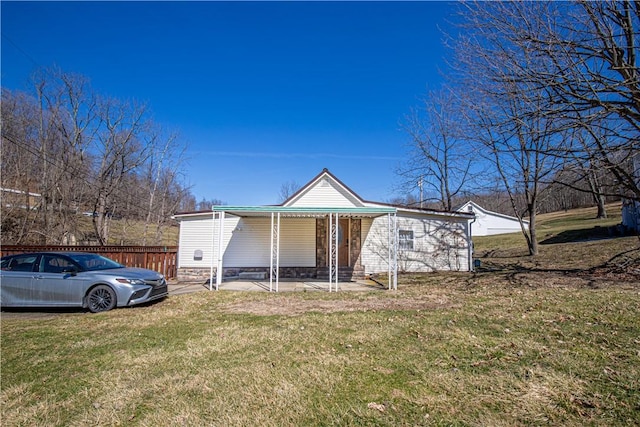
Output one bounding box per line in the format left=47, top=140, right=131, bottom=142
left=87, top=267, right=164, bottom=280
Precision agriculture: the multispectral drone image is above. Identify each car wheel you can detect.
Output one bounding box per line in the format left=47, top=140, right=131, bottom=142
left=87, top=285, right=116, bottom=313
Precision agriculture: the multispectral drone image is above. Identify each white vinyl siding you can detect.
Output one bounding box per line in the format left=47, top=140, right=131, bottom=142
left=361, top=214, right=470, bottom=274
left=177, top=215, right=216, bottom=268
left=286, top=177, right=363, bottom=208
left=179, top=216, right=315, bottom=268
left=222, top=217, right=315, bottom=267
left=280, top=218, right=316, bottom=266
left=177, top=215, right=240, bottom=268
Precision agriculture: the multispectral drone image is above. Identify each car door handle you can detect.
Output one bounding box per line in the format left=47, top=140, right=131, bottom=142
left=33, top=275, right=45, bottom=279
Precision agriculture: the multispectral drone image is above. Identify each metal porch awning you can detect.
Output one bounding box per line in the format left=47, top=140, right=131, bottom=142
left=209, top=206, right=398, bottom=293
left=212, top=206, right=396, bottom=217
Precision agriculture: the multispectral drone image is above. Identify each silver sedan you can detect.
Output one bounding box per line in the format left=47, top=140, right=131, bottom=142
left=0, top=252, right=168, bottom=313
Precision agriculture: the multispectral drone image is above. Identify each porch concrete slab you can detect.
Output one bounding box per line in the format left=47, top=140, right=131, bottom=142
left=169, top=279, right=387, bottom=294
left=215, top=279, right=385, bottom=292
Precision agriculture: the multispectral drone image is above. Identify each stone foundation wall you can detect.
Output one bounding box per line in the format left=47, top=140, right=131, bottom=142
left=177, top=266, right=320, bottom=282
left=176, top=267, right=214, bottom=282
left=316, top=219, right=327, bottom=267
left=350, top=219, right=362, bottom=268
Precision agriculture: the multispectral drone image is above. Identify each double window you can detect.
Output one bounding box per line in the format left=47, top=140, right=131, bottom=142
left=399, top=230, right=414, bottom=250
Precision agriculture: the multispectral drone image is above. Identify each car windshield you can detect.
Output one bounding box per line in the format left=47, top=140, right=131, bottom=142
left=66, top=254, right=124, bottom=271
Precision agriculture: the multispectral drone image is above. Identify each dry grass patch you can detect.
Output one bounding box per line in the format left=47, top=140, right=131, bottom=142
left=221, top=291, right=457, bottom=316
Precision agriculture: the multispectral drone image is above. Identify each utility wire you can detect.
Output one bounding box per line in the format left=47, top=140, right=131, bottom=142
left=0, top=32, right=63, bottom=86
left=1, top=32, right=41, bottom=69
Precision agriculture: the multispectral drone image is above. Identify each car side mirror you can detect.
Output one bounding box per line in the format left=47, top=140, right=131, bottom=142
left=62, top=267, right=78, bottom=276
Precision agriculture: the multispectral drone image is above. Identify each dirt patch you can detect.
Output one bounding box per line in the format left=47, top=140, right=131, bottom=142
left=583, top=267, right=640, bottom=282
left=221, top=294, right=455, bottom=316
left=582, top=247, right=640, bottom=282
left=470, top=269, right=640, bottom=290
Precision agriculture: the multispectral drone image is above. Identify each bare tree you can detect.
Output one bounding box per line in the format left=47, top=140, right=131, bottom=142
left=0, top=89, right=41, bottom=243
left=553, top=125, right=613, bottom=218
left=465, top=90, right=560, bottom=255
left=279, top=180, right=301, bottom=203
left=90, top=98, right=152, bottom=245
left=196, top=197, right=225, bottom=211
left=449, top=1, right=565, bottom=255
left=34, top=69, right=97, bottom=243
left=2, top=68, right=194, bottom=246
left=539, top=0, right=640, bottom=202
left=454, top=1, right=640, bottom=202
left=140, top=130, right=178, bottom=245
left=386, top=193, right=419, bottom=208
left=399, top=89, right=476, bottom=211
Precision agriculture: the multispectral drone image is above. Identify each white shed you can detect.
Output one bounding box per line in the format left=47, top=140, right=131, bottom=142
left=457, top=201, right=527, bottom=236
left=172, top=169, right=474, bottom=290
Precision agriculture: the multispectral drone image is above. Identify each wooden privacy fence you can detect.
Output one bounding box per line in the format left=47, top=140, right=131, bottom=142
left=0, top=245, right=178, bottom=279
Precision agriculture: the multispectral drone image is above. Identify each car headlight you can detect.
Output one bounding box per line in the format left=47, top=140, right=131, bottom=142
left=115, top=278, right=147, bottom=286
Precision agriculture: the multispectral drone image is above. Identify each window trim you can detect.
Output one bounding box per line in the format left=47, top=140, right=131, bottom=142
left=398, top=229, right=414, bottom=250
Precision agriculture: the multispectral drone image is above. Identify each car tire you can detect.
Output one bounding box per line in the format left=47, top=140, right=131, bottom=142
left=86, top=285, right=117, bottom=313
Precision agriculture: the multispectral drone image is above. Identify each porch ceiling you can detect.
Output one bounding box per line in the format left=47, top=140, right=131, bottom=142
left=211, top=206, right=396, bottom=218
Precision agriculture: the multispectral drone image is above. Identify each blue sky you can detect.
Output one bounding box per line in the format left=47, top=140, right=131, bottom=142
left=1, top=1, right=458, bottom=206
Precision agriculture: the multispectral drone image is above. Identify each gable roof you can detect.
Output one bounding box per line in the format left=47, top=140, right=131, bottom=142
left=458, top=200, right=529, bottom=224
left=281, top=168, right=367, bottom=208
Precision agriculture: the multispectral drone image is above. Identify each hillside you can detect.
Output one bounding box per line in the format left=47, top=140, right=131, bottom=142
left=73, top=216, right=180, bottom=246
left=471, top=202, right=640, bottom=284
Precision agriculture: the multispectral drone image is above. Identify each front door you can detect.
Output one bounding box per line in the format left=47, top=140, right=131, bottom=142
left=338, top=218, right=350, bottom=266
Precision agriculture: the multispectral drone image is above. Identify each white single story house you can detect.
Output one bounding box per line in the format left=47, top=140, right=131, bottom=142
left=172, top=169, right=475, bottom=291
left=457, top=201, right=528, bottom=236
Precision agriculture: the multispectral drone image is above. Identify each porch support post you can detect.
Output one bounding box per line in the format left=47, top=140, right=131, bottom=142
left=392, top=212, right=398, bottom=291
left=209, top=210, right=215, bottom=291
left=270, top=212, right=280, bottom=292
left=328, top=213, right=333, bottom=292
left=270, top=212, right=274, bottom=292
left=216, top=211, right=225, bottom=291
left=277, top=212, right=281, bottom=292
left=334, top=212, right=339, bottom=291
left=329, top=213, right=338, bottom=292
left=387, top=212, right=398, bottom=291
left=387, top=213, right=391, bottom=290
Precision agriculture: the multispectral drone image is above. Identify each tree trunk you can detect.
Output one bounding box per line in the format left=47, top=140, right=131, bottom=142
left=528, top=209, right=538, bottom=256
left=595, top=193, right=607, bottom=219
